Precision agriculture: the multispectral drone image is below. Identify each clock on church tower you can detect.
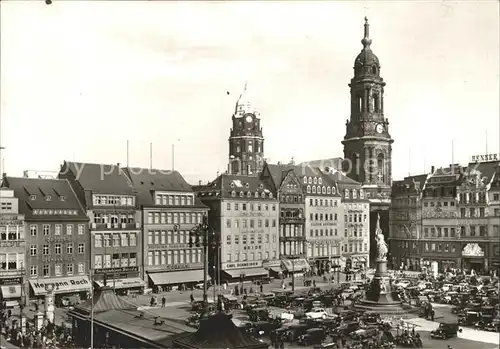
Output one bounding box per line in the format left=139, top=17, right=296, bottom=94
left=341, top=17, right=394, bottom=189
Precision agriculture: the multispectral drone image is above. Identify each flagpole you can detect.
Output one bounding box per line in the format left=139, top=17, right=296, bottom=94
left=90, top=268, right=94, bottom=349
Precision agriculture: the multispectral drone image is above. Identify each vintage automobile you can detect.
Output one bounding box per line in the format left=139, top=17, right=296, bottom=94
left=298, top=327, right=327, bottom=346
left=430, top=322, right=462, bottom=339
left=331, top=320, right=360, bottom=337
left=458, top=311, right=481, bottom=326
left=305, top=307, right=330, bottom=320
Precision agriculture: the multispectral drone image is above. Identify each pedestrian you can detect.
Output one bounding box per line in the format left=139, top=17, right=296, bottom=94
left=161, top=296, right=166, bottom=308
left=190, top=293, right=194, bottom=303
left=150, top=296, right=155, bottom=307
left=260, top=284, right=263, bottom=293
left=240, top=285, right=244, bottom=295
left=431, top=309, right=435, bottom=321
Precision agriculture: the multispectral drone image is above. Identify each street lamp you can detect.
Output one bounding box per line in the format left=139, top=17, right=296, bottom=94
left=189, top=214, right=221, bottom=310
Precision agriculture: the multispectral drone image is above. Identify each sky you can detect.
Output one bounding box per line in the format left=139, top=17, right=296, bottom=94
left=1, top=1, right=499, bottom=184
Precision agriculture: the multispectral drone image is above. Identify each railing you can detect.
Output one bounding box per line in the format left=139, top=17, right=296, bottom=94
left=91, top=222, right=139, bottom=230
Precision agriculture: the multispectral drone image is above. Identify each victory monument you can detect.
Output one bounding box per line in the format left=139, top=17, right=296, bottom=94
left=354, top=215, right=418, bottom=318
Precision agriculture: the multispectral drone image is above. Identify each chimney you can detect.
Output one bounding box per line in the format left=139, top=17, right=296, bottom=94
left=228, top=163, right=232, bottom=175
left=431, top=166, right=435, bottom=173
left=198, top=180, right=202, bottom=185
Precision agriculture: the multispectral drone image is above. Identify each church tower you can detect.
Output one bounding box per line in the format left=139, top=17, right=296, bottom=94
left=342, top=18, right=394, bottom=266
left=342, top=17, right=394, bottom=193
left=228, top=83, right=264, bottom=175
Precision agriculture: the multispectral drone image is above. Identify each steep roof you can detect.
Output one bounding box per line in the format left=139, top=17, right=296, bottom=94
left=325, top=170, right=361, bottom=185
left=298, top=157, right=343, bottom=171
left=461, top=161, right=499, bottom=187
left=173, top=312, right=267, bottom=349
left=391, top=174, right=428, bottom=197
left=74, top=287, right=136, bottom=315
left=122, top=167, right=206, bottom=208
left=1, top=176, right=88, bottom=221
left=59, top=161, right=135, bottom=195
left=195, top=174, right=275, bottom=200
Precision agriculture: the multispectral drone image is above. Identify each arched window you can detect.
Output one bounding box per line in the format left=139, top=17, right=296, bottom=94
left=256, top=141, right=260, bottom=152
left=359, top=189, right=364, bottom=199
left=239, top=191, right=244, bottom=197
left=322, top=186, right=326, bottom=194
left=372, top=66, right=377, bottom=75
left=303, top=177, right=307, bottom=184
left=248, top=141, right=253, bottom=153
left=318, top=178, right=322, bottom=185
left=247, top=192, right=252, bottom=198
left=313, top=177, right=318, bottom=185
left=269, top=193, right=273, bottom=198
left=254, top=192, right=259, bottom=198
left=358, top=96, right=362, bottom=112
left=327, top=187, right=331, bottom=194
left=261, top=192, right=265, bottom=198
left=312, top=186, right=316, bottom=194
left=332, top=187, right=336, bottom=194
left=307, top=185, right=311, bottom=193
left=373, top=93, right=380, bottom=112
left=377, top=153, right=385, bottom=182
left=231, top=191, right=236, bottom=197
left=317, top=186, right=321, bottom=193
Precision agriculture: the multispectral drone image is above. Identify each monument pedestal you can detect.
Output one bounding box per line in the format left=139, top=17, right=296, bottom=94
left=354, top=259, right=419, bottom=319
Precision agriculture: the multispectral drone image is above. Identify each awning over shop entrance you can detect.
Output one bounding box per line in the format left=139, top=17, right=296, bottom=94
left=148, top=270, right=204, bottom=285
left=29, top=276, right=91, bottom=296
left=223, top=267, right=268, bottom=278
left=94, top=277, right=145, bottom=290
left=0, top=285, right=21, bottom=299
left=269, top=267, right=282, bottom=273
left=281, top=259, right=310, bottom=272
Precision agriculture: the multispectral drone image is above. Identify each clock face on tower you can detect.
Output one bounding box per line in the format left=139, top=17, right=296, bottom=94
left=245, top=114, right=253, bottom=123
left=376, top=124, right=384, bottom=134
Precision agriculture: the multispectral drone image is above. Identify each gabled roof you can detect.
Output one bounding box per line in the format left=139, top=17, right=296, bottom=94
left=194, top=174, right=275, bottom=200
left=391, top=174, right=428, bottom=197
left=460, top=161, right=500, bottom=187
left=59, top=161, right=135, bottom=195
left=122, top=168, right=206, bottom=208
left=74, top=287, right=136, bottom=315
left=173, top=312, right=267, bottom=349
left=1, top=176, right=88, bottom=221
left=426, top=164, right=465, bottom=187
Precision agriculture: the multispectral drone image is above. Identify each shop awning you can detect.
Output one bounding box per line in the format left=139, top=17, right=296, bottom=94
left=94, top=277, right=145, bottom=290
left=281, top=259, right=310, bottom=272
left=223, top=267, right=268, bottom=278
left=358, top=257, right=367, bottom=263
left=0, top=285, right=21, bottom=299
left=29, top=276, right=91, bottom=296
left=269, top=267, right=282, bottom=273
left=148, top=270, right=204, bottom=285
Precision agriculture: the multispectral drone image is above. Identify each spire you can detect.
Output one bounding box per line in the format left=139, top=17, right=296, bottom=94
left=234, top=81, right=259, bottom=117
left=361, top=16, right=372, bottom=50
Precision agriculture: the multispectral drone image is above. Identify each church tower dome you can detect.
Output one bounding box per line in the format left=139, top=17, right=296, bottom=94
left=354, top=17, right=381, bottom=78
left=228, top=82, right=264, bottom=176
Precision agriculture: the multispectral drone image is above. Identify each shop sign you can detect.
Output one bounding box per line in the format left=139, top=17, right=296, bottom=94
left=225, top=261, right=260, bottom=269
left=0, top=216, right=23, bottom=225
left=0, top=277, right=22, bottom=285
left=0, top=241, right=24, bottom=248
left=165, top=263, right=189, bottom=271
left=239, top=212, right=264, bottom=217
left=462, top=243, right=484, bottom=257
left=262, top=259, right=281, bottom=268
left=30, top=277, right=90, bottom=294
left=0, top=270, right=22, bottom=277
left=94, top=266, right=138, bottom=275
left=471, top=153, right=499, bottom=163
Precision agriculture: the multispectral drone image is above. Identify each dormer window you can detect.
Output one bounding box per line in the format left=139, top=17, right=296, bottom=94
left=318, top=178, right=322, bottom=185
left=259, top=184, right=263, bottom=189
left=60, top=196, right=66, bottom=201
left=261, top=192, right=265, bottom=198
left=303, top=177, right=307, bottom=184
left=345, top=189, right=350, bottom=199
left=307, top=185, right=311, bottom=193
left=360, top=189, right=364, bottom=199
left=332, top=187, right=336, bottom=194
left=269, top=193, right=273, bottom=198
left=255, top=192, right=259, bottom=198
left=247, top=192, right=251, bottom=198
left=317, top=186, right=321, bottom=193
left=245, top=183, right=250, bottom=189
left=45, top=196, right=52, bottom=201
left=322, top=186, right=326, bottom=194
left=230, top=183, right=235, bottom=188
left=239, top=192, right=244, bottom=197
left=30, top=195, right=36, bottom=201
left=231, top=191, right=236, bottom=197
left=312, top=186, right=316, bottom=194
left=327, top=187, right=331, bottom=194
left=352, top=190, right=357, bottom=199
left=313, top=177, right=318, bottom=185
left=308, top=177, right=312, bottom=184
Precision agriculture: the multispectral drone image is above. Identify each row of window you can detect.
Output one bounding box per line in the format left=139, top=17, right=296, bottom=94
left=32, top=209, right=79, bottom=216
left=306, top=186, right=339, bottom=196
left=226, top=234, right=277, bottom=245
left=154, top=194, right=194, bottom=206
left=344, top=189, right=364, bottom=199
left=29, top=194, right=66, bottom=202
left=94, top=253, right=137, bottom=268
left=346, top=214, right=368, bottom=223
left=310, top=228, right=338, bottom=237
left=94, top=233, right=137, bottom=248
left=308, top=198, right=339, bottom=207
left=458, top=192, right=487, bottom=203
left=147, top=249, right=203, bottom=266
left=423, top=201, right=455, bottom=207
left=230, top=191, right=274, bottom=199
left=345, top=227, right=365, bottom=238
left=280, top=195, right=304, bottom=204
left=0, top=225, right=23, bottom=241
left=147, top=230, right=193, bottom=245
left=30, top=263, right=84, bottom=278
left=424, top=242, right=456, bottom=253
left=308, top=245, right=341, bottom=257
left=0, top=253, right=25, bottom=270
left=226, top=202, right=277, bottom=212
left=423, top=225, right=491, bottom=238
left=280, top=224, right=304, bottom=237
left=93, top=195, right=134, bottom=206
left=93, top=213, right=135, bottom=224
left=30, top=243, right=85, bottom=256
left=460, top=207, right=500, bottom=217
left=343, top=243, right=368, bottom=253
left=30, top=224, right=85, bottom=237
left=147, top=212, right=203, bottom=225
left=303, top=176, right=324, bottom=185
left=310, top=213, right=339, bottom=221
left=226, top=218, right=277, bottom=229
left=226, top=250, right=276, bottom=262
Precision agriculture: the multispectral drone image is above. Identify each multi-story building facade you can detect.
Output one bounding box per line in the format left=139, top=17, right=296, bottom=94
left=228, top=83, right=265, bottom=176
left=0, top=187, right=26, bottom=307
left=420, top=165, right=463, bottom=272
left=389, top=174, right=428, bottom=270
left=488, top=162, right=500, bottom=272
left=260, top=162, right=309, bottom=275
left=59, top=162, right=144, bottom=294
left=123, top=168, right=208, bottom=290
left=341, top=18, right=394, bottom=264
left=2, top=177, right=91, bottom=303
left=326, top=171, right=370, bottom=270
left=194, top=174, right=279, bottom=282
left=456, top=160, right=499, bottom=273
left=303, top=169, right=343, bottom=274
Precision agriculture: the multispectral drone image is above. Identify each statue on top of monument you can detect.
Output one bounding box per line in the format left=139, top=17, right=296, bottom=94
left=375, top=214, right=388, bottom=261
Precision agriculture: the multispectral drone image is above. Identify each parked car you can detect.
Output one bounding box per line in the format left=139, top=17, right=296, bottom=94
left=430, top=322, right=462, bottom=339
left=305, top=308, right=330, bottom=320
left=298, top=328, right=327, bottom=346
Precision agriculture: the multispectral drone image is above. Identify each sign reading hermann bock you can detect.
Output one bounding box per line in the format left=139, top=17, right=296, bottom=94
left=29, top=276, right=90, bottom=295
